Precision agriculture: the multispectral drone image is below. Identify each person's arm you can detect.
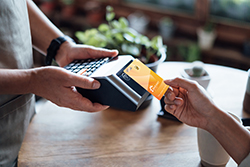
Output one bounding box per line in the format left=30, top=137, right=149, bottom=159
left=27, top=0, right=63, bottom=54
left=0, top=1, right=118, bottom=112
left=164, top=77, right=250, bottom=164
left=0, top=67, right=108, bottom=112
left=208, top=109, right=250, bottom=164
left=26, top=0, right=118, bottom=67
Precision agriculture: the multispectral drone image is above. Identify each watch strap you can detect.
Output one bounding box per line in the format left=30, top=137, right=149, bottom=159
left=45, top=36, right=74, bottom=66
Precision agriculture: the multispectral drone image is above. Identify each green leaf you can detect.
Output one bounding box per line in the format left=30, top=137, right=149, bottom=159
left=134, top=36, right=141, bottom=44
left=98, top=24, right=110, bottom=32
left=127, top=45, right=140, bottom=56
left=125, top=28, right=138, bottom=37
left=87, top=34, right=107, bottom=48
left=119, top=17, right=129, bottom=28
left=140, top=35, right=150, bottom=46
left=151, top=36, right=163, bottom=50
left=106, top=12, right=115, bottom=22
left=84, top=29, right=98, bottom=40
left=106, top=6, right=113, bottom=12
left=111, top=20, right=121, bottom=29
left=75, top=29, right=98, bottom=43
left=123, top=33, right=134, bottom=43
left=75, top=31, right=86, bottom=43
left=114, top=33, right=124, bottom=42
left=121, top=43, right=140, bottom=56
left=75, top=6, right=168, bottom=63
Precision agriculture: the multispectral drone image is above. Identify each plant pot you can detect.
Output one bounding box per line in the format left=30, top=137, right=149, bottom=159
left=128, top=12, right=149, bottom=34
left=180, top=68, right=210, bottom=89
left=159, top=19, right=175, bottom=41
left=146, top=48, right=167, bottom=72
left=197, top=28, right=216, bottom=50
left=138, top=49, right=167, bottom=110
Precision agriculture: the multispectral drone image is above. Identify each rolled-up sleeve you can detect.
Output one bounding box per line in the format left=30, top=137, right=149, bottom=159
left=239, top=153, right=250, bottom=167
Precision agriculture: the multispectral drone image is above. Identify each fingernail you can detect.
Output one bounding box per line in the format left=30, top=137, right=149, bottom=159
left=103, top=105, right=109, bottom=108
left=169, top=105, right=175, bottom=109
left=174, top=100, right=182, bottom=105
left=112, top=49, right=119, bottom=52
left=93, top=81, right=100, bottom=89
left=167, top=92, right=173, bottom=99
left=169, top=86, right=173, bottom=91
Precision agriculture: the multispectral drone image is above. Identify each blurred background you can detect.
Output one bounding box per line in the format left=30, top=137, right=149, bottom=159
left=33, top=0, right=250, bottom=71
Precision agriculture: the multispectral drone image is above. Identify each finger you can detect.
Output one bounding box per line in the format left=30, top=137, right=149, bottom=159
left=164, top=104, right=177, bottom=114
left=91, top=103, right=109, bottom=112
left=164, top=94, right=184, bottom=106
left=165, top=87, right=175, bottom=101
left=164, top=81, right=180, bottom=95
left=77, top=96, right=109, bottom=112
left=174, top=97, right=183, bottom=106
left=85, top=46, right=119, bottom=59
left=68, top=73, right=101, bottom=89
left=80, top=102, right=109, bottom=112
left=164, top=77, right=198, bottom=92
left=172, top=87, right=180, bottom=97
left=66, top=91, right=109, bottom=112
left=164, top=93, right=175, bottom=105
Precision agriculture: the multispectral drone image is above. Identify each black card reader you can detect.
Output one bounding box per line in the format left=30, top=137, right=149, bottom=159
left=64, top=55, right=150, bottom=111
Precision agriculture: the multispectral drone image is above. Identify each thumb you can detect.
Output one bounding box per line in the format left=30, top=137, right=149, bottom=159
left=70, top=73, right=100, bottom=89
left=88, top=46, right=119, bottom=58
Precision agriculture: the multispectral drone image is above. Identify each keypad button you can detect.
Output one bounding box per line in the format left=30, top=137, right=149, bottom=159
left=65, top=57, right=110, bottom=77
left=77, top=69, right=87, bottom=75
left=73, top=69, right=80, bottom=73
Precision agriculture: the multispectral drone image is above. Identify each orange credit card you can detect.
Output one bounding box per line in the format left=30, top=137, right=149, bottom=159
left=124, top=59, right=169, bottom=100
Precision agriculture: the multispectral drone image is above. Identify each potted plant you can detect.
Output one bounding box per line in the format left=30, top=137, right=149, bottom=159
left=75, top=6, right=167, bottom=109
left=75, top=6, right=166, bottom=67
left=159, top=17, right=175, bottom=41
left=197, top=22, right=216, bottom=50
left=127, top=11, right=149, bottom=35
left=181, top=61, right=210, bottom=89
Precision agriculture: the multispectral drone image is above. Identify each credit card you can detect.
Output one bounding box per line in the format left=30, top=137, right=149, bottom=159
left=124, top=59, right=169, bottom=100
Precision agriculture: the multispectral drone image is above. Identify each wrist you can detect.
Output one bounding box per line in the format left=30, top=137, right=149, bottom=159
left=55, top=40, right=75, bottom=67
left=29, top=68, right=39, bottom=95
left=45, top=36, right=75, bottom=66
left=204, top=106, right=226, bottom=133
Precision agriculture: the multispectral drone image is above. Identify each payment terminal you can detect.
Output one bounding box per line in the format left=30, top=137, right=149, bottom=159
left=64, top=55, right=168, bottom=111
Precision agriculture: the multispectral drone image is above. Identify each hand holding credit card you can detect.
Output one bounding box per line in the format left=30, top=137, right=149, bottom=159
left=124, top=59, right=169, bottom=100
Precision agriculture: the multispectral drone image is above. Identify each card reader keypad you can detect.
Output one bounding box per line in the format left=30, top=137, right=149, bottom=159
left=64, top=57, right=110, bottom=76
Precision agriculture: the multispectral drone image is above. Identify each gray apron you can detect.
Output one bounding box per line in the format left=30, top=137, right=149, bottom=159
left=0, top=0, right=35, bottom=166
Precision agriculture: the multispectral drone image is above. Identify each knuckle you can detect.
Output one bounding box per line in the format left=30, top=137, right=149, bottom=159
left=164, top=96, right=168, bottom=103
left=189, top=80, right=199, bottom=90
left=175, top=77, right=183, bottom=82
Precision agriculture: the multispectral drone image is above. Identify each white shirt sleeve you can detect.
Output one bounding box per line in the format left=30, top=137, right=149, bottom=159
left=239, top=152, right=250, bottom=167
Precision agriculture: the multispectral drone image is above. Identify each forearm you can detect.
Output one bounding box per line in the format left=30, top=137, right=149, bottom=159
left=207, top=108, right=250, bottom=164
left=0, top=69, right=33, bottom=94
left=27, top=0, right=64, bottom=55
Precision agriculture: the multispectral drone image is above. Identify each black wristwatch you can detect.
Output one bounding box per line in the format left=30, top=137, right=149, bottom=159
left=45, top=36, right=75, bottom=66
